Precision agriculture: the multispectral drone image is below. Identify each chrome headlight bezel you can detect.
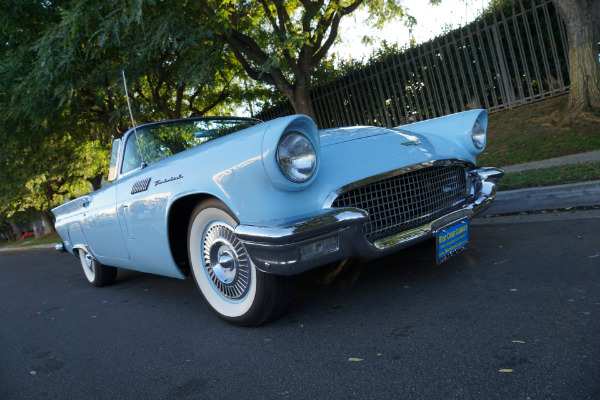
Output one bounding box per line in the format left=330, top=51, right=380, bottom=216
left=472, top=120, right=486, bottom=150
left=276, top=131, right=317, bottom=183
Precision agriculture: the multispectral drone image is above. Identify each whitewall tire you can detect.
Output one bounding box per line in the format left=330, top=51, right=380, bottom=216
left=188, top=199, right=295, bottom=326
left=78, top=249, right=117, bottom=288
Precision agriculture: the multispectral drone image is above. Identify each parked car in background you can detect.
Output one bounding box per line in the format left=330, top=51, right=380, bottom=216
left=53, top=111, right=503, bottom=326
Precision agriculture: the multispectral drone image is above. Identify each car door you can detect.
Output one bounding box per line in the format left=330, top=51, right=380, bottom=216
left=112, top=127, right=182, bottom=278
left=81, top=184, right=131, bottom=262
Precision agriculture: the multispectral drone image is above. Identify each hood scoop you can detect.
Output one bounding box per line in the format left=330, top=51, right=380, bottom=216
left=319, top=126, right=421, bottom=147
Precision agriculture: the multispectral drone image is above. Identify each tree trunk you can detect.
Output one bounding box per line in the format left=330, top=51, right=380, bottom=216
left=566, top=41, right=600, bottom=111
left=288, top=89, right=317, bottom=122
left=287, top=75, right=318, bottom=122
left=88, top=174, right=103, bottom=191
left=39, top=210, right=56, bottom=233
left=553, top=0, right=600, bottom=112
left=9, top=222, right=20, bottom=238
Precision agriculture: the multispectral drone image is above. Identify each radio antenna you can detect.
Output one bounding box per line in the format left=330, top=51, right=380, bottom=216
left=122, top=70, right=147, bottom=169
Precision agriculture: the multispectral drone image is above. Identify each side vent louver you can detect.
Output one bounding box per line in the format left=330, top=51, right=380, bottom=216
left=131, top=177, right=151, bottom=194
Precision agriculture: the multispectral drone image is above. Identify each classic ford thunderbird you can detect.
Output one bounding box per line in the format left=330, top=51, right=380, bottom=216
left=53, top=111, right=503, bottom=326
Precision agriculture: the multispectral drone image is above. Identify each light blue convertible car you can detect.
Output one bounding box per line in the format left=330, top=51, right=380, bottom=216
left=53, top=111, right=503, bottom=326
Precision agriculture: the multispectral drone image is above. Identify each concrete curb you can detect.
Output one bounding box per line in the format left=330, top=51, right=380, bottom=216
left=501, top=150, right=600, bottom=173
left=485, top=180, right=600, bottom=215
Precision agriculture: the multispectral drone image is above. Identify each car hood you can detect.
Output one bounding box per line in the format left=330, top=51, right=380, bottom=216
left=314, top=122, right=478, bottom=196
left=319, top=126, right=397, bottom=147
left=319, top=125, right=423, bottom=147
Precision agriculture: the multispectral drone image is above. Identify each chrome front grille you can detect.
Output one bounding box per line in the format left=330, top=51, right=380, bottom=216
left=331, top=165, right=468, bottom=242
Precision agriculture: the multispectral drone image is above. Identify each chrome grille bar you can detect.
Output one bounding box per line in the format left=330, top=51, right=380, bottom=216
left=331, top=165, right=468, bottom=242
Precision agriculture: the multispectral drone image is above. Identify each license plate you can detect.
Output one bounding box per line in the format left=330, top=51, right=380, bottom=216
left=436, top=220, right=469, bottom=264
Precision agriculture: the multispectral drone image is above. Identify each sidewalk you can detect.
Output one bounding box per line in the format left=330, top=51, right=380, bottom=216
left=0, top=243, right=57, bottom=252
left=485, top=150, right=600, bottom=215
left=501, top=150, right=600, bottom=173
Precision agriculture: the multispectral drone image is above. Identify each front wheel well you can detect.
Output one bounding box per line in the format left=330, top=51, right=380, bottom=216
left=167, top=194, right=229, bottom=277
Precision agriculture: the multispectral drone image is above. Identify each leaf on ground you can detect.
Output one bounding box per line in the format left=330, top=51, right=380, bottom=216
left=512, top=340, right=526, bottom=344
left=348, top=358, right=363, bottom=362
left=499, top=369, right=513, bottom=373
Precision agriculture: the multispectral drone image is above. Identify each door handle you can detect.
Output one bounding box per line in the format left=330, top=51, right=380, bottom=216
left=82, top=198, right=91, bottom=208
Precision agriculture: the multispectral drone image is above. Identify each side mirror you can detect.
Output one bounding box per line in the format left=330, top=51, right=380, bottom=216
left=107, top=139, right=121, bottom=181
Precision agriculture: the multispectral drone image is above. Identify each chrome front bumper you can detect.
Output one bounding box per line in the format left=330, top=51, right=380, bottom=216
left=235, top=167, right=504, bottom=276
left=55, top=242, right=67, bottom=253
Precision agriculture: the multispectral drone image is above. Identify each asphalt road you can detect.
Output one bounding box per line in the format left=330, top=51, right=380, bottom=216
left=1, top=211, right=599, bottom=399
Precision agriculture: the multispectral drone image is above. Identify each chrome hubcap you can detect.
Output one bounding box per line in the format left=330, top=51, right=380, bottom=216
left=203, top=222, right=250, bottom=299
left=211, top=242, right=237, bottom=284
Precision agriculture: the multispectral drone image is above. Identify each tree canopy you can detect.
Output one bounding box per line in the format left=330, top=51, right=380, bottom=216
left=194, top=0, right=421, bottom=120
left=1, top=0, right=419, bottom=232
left=0, top=0, right=256, bottom=231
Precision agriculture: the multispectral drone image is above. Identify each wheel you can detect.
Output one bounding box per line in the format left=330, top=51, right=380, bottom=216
left=188, top=199, right=295, bottom=326
left=78, top=249, right=117, bottom=288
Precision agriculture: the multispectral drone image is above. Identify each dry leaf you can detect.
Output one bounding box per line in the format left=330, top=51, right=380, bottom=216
left=499, top=369, right=513, bottom=373
left=348, top=358, right=363, bottom=362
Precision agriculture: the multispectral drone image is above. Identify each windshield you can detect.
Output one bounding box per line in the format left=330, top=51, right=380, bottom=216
left=121, top=118, right=260, bottom=174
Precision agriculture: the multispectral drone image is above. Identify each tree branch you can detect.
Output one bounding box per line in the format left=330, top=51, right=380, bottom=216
left=224, top=31, right=294, bottom=95
left=259, top=0, right=283, bottom=34
left=192, top=87, right=230, bottom=117
left=312, top=11, right=341, bottom=63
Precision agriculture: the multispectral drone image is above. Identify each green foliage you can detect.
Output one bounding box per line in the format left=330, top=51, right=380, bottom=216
left=0, top=0, right=256, bottom=229
left=0, top=0, right=429, bottom=228
left=480, top=95, right=600, bottom=167
left=0, top=116, right=109, bottom=224
left=197, top=0, right=416, bottom=117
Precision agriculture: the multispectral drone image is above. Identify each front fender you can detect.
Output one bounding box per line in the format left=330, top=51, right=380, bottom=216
left=396, top=109, right=488, bottom=156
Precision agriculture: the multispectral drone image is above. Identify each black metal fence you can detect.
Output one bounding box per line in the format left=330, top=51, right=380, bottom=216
left=257, top=0, right=569, bottom=128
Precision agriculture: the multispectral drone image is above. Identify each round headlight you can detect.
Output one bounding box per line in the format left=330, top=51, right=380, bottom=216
left=472, top=120, right=486, bottom=150
left=276, top=132, right=317, bottom=183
